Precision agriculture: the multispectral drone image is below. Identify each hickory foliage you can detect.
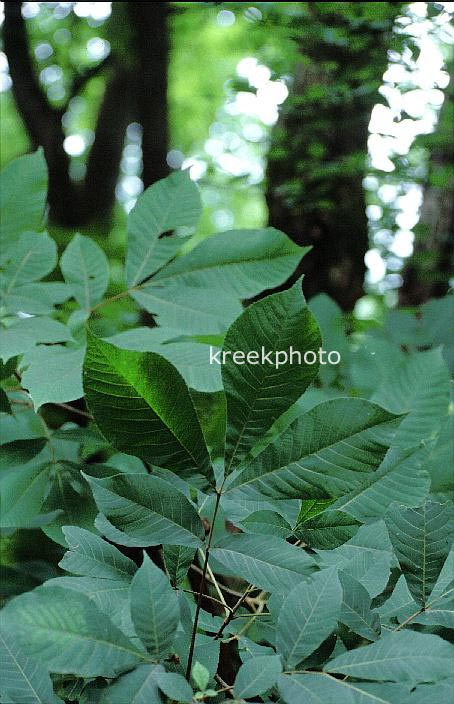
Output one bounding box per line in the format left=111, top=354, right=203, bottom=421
left=1, top=152, right=453, bottom=703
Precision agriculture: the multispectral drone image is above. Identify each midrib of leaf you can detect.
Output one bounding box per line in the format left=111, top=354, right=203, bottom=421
left=0, top=632, right=44, bottom=703
left=237, top=661, right=275, bottom=697
left=229, top=416, right=399, bottom=491
left=135, top=669, right=159, bottom=700
left=21, top=621, right=151, bottom=662
left=286, top=585, right=325, bottom=664
left=152, top=247, right=299, bottom=285
left=132, top=287, right=231, bottom=319
left=130, top=197, right=173, bottom=286
left=95, top=483, right=199, bottom=543
left=3, top=463, right=49, bottom=521
left=77, top=239, right=90, bottom=309
left=292, top=673, right=400, bottom=704
left=422, top=503, right=427, bottom=605
left=5, top=247, right=35, bottom=292
left=342, top=599, right=376, bottom=633
left=214, top=546, right=302, bottom=577
left=333, top=652, right=439, bottom=669
left=225, top=311, right=303, bottom=473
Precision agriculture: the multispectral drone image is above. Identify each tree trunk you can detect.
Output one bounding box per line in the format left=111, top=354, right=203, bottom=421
left=399, top=62, right=454, bottom=306
left=3, top=2, right=170, bottom=226
left=266, top=3, right=401, bottom=311
left=3, top=1, right=78, bottom=224
left=128, top=3, right=170, bottom=188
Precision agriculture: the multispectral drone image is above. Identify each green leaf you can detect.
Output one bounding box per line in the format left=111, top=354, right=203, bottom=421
left=191, top=661, right=210, bottom=691
left=0, top=283, right=55, bottom=315
left=402, top=679, right=454, bottom=704
left=42, top=577, right=131, bottom=631
left=425, top=414, right=454, bottom=495
left=152, top=228, right=307, bottom=297
left=105, top=328, right=223, bottom=392
left=0, top=149, right=47, bottom=246
left=98, top=664, right=164, bottom=704
left=130, top=554, right=179, bottom=658
left=211, top=534, right=315, bottom=592
left=0, top=438, right=46, bottom=470
left=21, top=345, right=84, bottom=410
left=41, top=462, right=98, bottom=546
left=1, top=231, right=56, bottom=289
left=1, top=586, right=148, bottom=677
left=239, top=510, right=292, bottom=539
left=332, top=446, right=431, bottom=522
left=60, top=234, right=109, bottom=310
left=59, top=526, right=137, bottom=581
left=0, top=461, right=52, bottom=529
left=278, top=673, right=410, bottom=704
left=427, top=544, right=454, bottom=605
left=315, top=522, right=393, bottom=598
left=385, top=500, right=454, bottom=607
left=413, top=600, right=454, bottom=628
left=308, top=293, right=349, bottom=385
left=372, top=348, right=450, bottom=448
left=339, top=571, right=381, bottom=641
left=154, top=671, right=193, bottom=703
left=325, top=630, right=454, bottom=686
left=0, top=627, right=63, bottom=704
left=233, top=654, right=282, bottom=699
left=223, top=280, right=321, bottom=472
left=295, top=510, right=360, bottom=549
left=0, top=317, right=73, bottom=363
left=276, top=568, right=342, bottom=666
left=163, top=544, right=196, bottom=586
left=131, top=285, right=241, bottom=335
left=84, top=473, right=205, bottom=548
left=83, top=332, right=212, bottom=477
left=227, top=399, right=401, bottom=499
left=297, top=498, right=336, bottom=523
left=126, top=170, right=201, bottom=287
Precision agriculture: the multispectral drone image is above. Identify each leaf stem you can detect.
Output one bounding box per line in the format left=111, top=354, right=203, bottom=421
left=189, top=564, right=245, bottom=598
left=199, top=548, right=230, bottom=617
left=179, top=587, right=232, bottom=614
left=393, top=608, right=423, bottom=631
left=185, top=486, right=223, bottom=681
left=214, top=584, right=254, bottom=640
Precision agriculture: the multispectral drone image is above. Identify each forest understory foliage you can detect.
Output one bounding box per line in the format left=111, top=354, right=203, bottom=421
left=0, top=151, right=453, bottom=703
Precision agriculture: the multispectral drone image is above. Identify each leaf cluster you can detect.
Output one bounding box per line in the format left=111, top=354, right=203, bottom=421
left=1, top=152, right=453, bottom=703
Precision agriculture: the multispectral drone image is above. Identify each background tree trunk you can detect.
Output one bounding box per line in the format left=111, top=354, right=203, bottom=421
left=3, top=1, right=77, bottom=224
left=266, top=3, right=402, bottom=310
left=128, top=3, right=170, bottom=189
left=399, top=62, right=454, bottom=306
left=3, top=2, right=170, bottom=227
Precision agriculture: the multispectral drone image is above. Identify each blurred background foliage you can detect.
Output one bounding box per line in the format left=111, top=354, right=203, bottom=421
left=0, top=1, right=453, bottom=313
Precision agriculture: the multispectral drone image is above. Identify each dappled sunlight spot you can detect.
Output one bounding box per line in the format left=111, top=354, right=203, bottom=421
left=365, top=1, right=453, bottom=295
left=63, top=134, right=86, bottom=157
left=86, top=37, right=110, bottom=61
left=365, top=249, right=387, bottom=285
left=182, top=158, right=207, bottom=182
left=34, top=42, right=53, bottom=61
left=73, top=2, right=111, bottom=21
left=217, top=10, right=235, bottom=28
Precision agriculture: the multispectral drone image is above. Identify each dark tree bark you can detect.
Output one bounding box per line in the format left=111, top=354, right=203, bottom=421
left=128, top=2, right=170, bottom=188
left=399, top=63, right=454, bottom=306
left=83, top=63, right=134, bottom=221
left=3, top=1, right=77, bottom=224
left=266, top=3, right=402, bottom=311
left=3, top=1, right=170, bottom=226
